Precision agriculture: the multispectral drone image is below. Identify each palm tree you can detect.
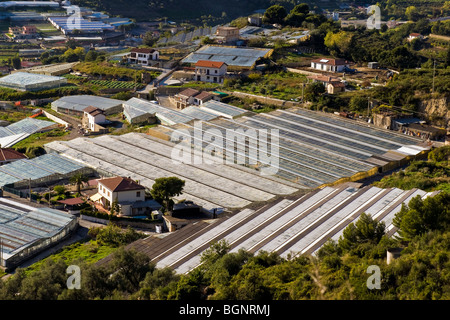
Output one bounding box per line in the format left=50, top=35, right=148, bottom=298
left=70, top=173, right=89, bottom=195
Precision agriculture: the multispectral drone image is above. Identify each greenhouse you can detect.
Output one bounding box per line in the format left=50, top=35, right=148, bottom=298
left=0, top=198, right=77, bottom=269
left=51, top=95, right=124, bottom=116
left=95, top=182, right=438, bottom=274
left=181, top=45, right=273, bottom=69
left=45, top=133, right=299, bottom=210
left=0, top=153, right=91, bottom=188
left=0, top=72, right=67, bottom=91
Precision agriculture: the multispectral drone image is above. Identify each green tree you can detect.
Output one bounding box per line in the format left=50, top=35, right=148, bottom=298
left=109, top=247, right=152, bottom=294
left=263, top=5, right=287, bottom=25
left=150, top=177, right=185, bottom=213
left=338, top=212, right=386, bottom=252
left=143, top=31, right=156, bottom=47
left=291, top=3, right=309, bottom=15
left=53, top=185, right=66, bottom=196
left=393, top=193, right=450, bottom=241
left=349, top=95, right=368, bottom=113
left=84, top=50, right=99, bottom=62
left=324, top=31, right=353, bottom=57
left=10, top=56, right=21, bottom=69
left=69, top=172, right=89, bottom=194
left=304, top=82, right=325, bottom=102
left=406, top=6, right=421, bottom=21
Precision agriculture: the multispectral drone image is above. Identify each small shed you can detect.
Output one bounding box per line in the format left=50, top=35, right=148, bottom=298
left=368, top=62, right=379, bottom=69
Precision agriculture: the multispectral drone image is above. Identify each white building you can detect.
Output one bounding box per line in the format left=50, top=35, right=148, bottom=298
left=82, top=106, right=106, bottom=132
left=194, top=60, right=227, bottom=83
left=408, top=33, right=423, bottom=41
left=96, top=176, right=146, bottom=215
left=310, top=58, right=351, bottom=73
left=128, top=48, right=159, bottom=65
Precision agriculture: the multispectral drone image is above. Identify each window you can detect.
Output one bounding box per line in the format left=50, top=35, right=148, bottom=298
left=136, top=191, right=141, bottom=197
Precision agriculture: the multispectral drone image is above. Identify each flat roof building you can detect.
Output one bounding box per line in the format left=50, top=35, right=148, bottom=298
left=182, top=45, right=273, bottom=70
left=0, top=72, right=67, bottom=91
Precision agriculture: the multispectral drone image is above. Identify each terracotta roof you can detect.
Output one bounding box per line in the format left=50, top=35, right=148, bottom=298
left=409, top=33, right=422, bottom=37
left=0, top=148, right=27, bottom=162
left=177, top=88, right=200, bottom=98
left=311, top=58, right=351, bottom=66
left=307, top=75, right=340, bottom=82
left=83, top=106, right=104, bottom=116
left=195, top=60, right=226, bottom=68
left=194, top=91, right=213, bottom=101
left=131, top=47, right=156, bottom=54
left=329, top=81, right=345, bottom=87
left=58, top=197, right=84, bottom=205
left=98, top=176, right=145, bottom=192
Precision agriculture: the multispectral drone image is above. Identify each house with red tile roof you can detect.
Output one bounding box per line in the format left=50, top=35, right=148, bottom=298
left=0, top=148, right=27, bottom=165
left=194, top=60, right=227, bottom=83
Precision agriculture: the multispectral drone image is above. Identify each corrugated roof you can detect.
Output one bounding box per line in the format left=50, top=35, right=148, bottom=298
left=182, top=45, right=271, bottom=67
left=52, top=95, right=123, bottom=113
left=123, top=97, right=195, bottom=125
left=0, top=72, right=66, bottom=86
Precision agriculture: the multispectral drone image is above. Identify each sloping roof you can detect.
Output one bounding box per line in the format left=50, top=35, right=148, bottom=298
left=193, top=91, right=213, bottom=101
left=409, top=33, right=422, bottom=37
left=195, top=60, right=226, bottom=68
left=307, top=75, right=340, bottom=83
left=311, top=58, right=351, bottom=66
left=177, top=88, right=200, bottom=98
left=98, top=176, right=145, bottom=192
left=131, top=47, right=156, bottom=54
left=0, top=148, right=27, bottom=162
left=58, top=197, right=84, bottom=205
left=83, top=106, right=104, bottom=116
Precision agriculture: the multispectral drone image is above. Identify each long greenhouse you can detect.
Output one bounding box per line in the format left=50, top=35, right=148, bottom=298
left=0, top=198, right=77, bottom=269
left=45, top=105, right=428, bottom=210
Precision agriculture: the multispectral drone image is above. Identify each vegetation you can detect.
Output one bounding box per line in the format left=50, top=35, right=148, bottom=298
left=1, top=185, right=448, bottom=300
left=150, top=177, right=185, bottom=213
left=373, top=146, right=450, bottom=192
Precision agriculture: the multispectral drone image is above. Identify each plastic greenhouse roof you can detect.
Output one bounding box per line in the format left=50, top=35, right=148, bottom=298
left=0, top=72, right=65, bottom=87
left=0, top=153, right=85, bottom=187
left=52, top=95, right=123, bottom=113
left=182, top=45, right=271, bottom=67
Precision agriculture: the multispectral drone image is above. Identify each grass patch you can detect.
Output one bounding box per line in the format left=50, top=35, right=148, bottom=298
left=13, top=127, right=70, bottom=149
left=23, top=240, right=117, bottom=276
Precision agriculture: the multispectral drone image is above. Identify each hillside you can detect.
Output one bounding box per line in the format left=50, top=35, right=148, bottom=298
left=70, top=0, right=275, bottom=22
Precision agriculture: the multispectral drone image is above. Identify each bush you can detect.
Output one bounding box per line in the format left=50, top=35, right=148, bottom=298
left=88, top=224, right=145, bottom=247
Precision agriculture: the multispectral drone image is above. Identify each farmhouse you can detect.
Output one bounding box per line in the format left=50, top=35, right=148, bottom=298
left=82, top=106, right=108, bottom=133
left=194, top=60, right=227, bottom=84
left=310, top=58, right=352, bottom=73
left=92, top=176, right=161, bottom=216
left=127, top=48, right=159, bottom=65
left=215, top=26, right=240, bottom=44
